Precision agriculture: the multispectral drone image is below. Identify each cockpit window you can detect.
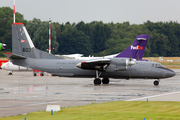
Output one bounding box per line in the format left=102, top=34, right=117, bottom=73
left=152, top=64, right=155, bottom=67
left=156, top=64, right=162, bottom=67
left=152, top=64, right=162, bottom=67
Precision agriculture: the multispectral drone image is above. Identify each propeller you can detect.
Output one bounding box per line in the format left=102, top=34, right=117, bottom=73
left=127, top=53, right=135, bottom=68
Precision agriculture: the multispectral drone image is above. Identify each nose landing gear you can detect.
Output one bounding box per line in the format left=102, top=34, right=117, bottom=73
left=153, top=80, right=160, bottom=86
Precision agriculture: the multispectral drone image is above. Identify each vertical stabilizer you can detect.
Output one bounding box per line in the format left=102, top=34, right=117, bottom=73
left=12, top=23, right=35, bottom=58
left=115, top=35, right=149, bottom=60
left=12, top=23, right=64, bottom=59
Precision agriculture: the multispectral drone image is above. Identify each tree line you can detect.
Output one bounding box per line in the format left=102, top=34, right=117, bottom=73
left=0, top=7, right=180, bottom=57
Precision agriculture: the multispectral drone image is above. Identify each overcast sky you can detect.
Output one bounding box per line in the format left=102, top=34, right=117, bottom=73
left=1, top=0, right=180, bottom=24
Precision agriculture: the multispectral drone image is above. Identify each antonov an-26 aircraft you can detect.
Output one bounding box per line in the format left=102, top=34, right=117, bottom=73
left=7, top=23, right=175, bottom=86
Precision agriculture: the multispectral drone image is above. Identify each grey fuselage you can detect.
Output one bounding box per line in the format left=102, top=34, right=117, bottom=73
left=11, top=57, right=175, bottom=79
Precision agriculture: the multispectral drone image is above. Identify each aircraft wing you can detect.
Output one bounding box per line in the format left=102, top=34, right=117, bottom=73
left=76, top=58, right=110, bottom=71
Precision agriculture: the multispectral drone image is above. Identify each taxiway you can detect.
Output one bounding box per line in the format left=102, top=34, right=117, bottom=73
left=0, top=69, right=179, bottom=117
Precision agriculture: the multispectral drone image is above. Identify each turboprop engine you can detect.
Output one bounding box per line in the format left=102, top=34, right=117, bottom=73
left=76, top=58, right=136, bottom=71
left=112, top=58, right=136, bottom=71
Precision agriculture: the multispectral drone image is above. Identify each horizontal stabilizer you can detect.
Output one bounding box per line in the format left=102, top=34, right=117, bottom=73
left=4, top=53, right=26, bottom=59
left=137, top=38, right=146, bottom=40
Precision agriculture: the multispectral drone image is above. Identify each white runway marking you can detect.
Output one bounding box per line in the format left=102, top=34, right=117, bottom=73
left=126, top=91, right=180, bottom=101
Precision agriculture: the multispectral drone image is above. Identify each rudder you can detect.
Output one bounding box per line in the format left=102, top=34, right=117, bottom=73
left=115, top=35, right=149, bottom=60
left=12, top=23, right=64, bottom=59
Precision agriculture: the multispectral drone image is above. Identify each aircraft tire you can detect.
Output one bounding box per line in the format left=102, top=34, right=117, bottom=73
left=34, top=73, right=37, bottom=76
left=8, top=73, right=13, bottom=75
left=94, top=78, right=101, bottom=85
left=41, top=73, right=44, bottom=76
left=102, top=78, right=109, bottom=84
left=153, top=80, right=159, bottom=86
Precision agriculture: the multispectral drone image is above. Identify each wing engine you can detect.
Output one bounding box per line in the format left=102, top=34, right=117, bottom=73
left=76, top=59, right=110, bottom=71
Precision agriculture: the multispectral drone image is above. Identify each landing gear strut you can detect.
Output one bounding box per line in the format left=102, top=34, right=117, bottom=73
left=93, top=71, right=110, bottom=85
left=153, top=80, right=159, bottom=86
left=94, top=70, right=102, bottom=85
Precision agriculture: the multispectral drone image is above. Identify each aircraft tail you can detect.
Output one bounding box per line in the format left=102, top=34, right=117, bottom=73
left=115, top=35, right=149, bottom=60
left=12, top=23, right=63, bottom=59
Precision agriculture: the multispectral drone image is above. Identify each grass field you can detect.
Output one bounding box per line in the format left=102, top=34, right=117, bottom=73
left=1, top=101, right=180, bottom=120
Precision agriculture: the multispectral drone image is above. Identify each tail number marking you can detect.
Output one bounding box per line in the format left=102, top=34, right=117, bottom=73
left=23, top=48, right=31, bottom=52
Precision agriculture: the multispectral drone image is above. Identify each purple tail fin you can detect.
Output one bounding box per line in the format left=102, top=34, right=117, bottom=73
left=115, top=35, right=149, bottom=60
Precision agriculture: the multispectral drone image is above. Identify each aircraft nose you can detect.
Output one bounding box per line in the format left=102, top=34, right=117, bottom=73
left=167, top=70, right=176, bottom=77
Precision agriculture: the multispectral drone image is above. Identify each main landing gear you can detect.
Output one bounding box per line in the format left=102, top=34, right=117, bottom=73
left=94, top=78, right=101, bottom=85
left=153, top=80, right=160, bottom=86
left=94, top=70, right=110, bottom=85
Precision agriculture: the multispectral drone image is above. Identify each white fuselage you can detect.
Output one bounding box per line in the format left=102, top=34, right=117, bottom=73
left=1, top=61, right=32, bottom=71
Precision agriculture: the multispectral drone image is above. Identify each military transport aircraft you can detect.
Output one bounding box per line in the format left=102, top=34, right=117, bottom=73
left=7, top=23, right=175, bottom=86
left=1, top=33, right=147, bottom=75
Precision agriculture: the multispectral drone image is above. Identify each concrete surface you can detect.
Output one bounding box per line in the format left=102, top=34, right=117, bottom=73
left=0, top=69, right=179, bottom=117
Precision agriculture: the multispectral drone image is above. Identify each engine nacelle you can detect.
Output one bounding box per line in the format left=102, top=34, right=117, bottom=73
left=111, top=58, right=136, bottom=71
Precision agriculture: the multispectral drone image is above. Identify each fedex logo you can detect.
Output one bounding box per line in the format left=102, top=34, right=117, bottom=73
left=131, top=45, right=143, bottom=50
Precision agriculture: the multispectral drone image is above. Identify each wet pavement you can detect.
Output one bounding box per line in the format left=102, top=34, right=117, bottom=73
left=0, top=69, right=179, bottom=117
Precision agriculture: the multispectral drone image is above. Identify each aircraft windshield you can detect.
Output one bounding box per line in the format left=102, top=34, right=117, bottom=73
left=152, top=64, right=162, bottom=67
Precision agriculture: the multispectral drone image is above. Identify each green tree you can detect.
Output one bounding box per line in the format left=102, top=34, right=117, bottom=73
left=57, top=24, right=92, bottom=56
left=26, top=19, right=58, bottom=52
left=0, top=7, right=27, bottom=53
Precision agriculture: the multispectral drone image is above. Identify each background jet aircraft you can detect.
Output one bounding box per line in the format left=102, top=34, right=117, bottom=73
left=8, top=23, right=175, bottom=86
left=1, top=61, right=32, bottom=75
left=60, top=53, right=119, bottom=60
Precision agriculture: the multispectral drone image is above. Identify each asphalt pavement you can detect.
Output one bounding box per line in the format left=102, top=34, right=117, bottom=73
left=0, top=69, right=180, bottom=117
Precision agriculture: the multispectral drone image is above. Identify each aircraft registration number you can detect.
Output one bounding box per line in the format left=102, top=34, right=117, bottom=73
left=22, top=48, right=31, bottom=52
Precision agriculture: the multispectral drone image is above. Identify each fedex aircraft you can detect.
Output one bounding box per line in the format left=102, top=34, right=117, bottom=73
left=7, top=23, right=175, bottom=86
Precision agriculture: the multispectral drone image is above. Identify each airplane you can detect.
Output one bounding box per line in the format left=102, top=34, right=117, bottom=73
left=1, top=60, right=32, bottom=75
left=1, top=32, right=147, bottom=75
left=0, top=43, right=6, bottom=50
left=7, top=22, right=175, bottom=86
left=1, top=52, right=119, bottom=75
